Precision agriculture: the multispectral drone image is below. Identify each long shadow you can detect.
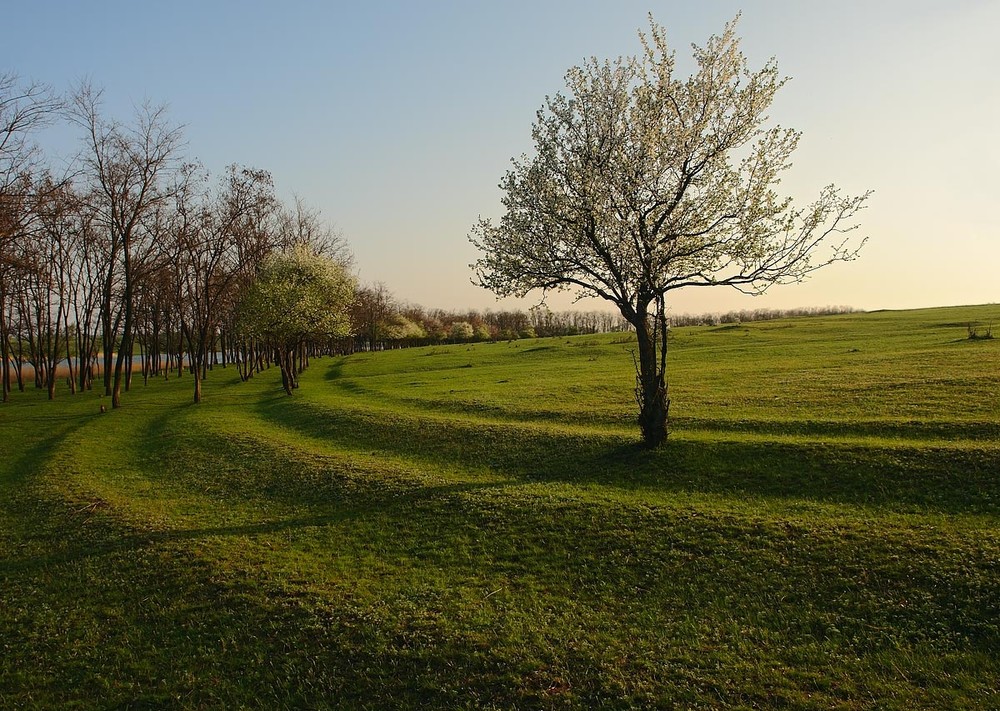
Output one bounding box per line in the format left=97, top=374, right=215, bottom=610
left=673, top=415, right=1000, bottom=442
left=150, top=396, right=1000, bottom=663
left=1, top=410, right=99, bottom=485
left=583, top=437, right=1000, bottom=514
left=322, top=356, right=346, bottom=381
left=0, top=407, right=105, bottom=555
left=320, top=361, right=1000, bottom=439
left=3, top=399, right=563, bottom=707
left=1, top=500, right=564, bottom=708
left=0, top=475, right=506, bottom=576
left=322, top=362, right=629, bottom=425
left=130, top=396, right=511, bottom=510
left=255, top=394, right=1000, bottom=516
left=0, top=392, right=531, bottom=578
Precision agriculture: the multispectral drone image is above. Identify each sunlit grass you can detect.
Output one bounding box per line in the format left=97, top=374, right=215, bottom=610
left=1, top=304, right=998, bottom=708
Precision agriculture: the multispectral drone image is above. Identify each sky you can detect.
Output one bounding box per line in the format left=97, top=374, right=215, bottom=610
left=3, top=0, right=998, bottom=316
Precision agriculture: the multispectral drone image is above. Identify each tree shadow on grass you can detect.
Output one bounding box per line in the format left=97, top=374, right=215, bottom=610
left=0, top=474, right=517, bottom=578
left=0, top=409, right=106, bottom=554
left=672, top=415, right=1000, bottom=442
left=0, top=509, right=565, bottom=709
left=322, top=357, right=346, bottom=381
left=255, top=394, right=1000, bottom=516
left=586, top=437, right=1000, bottom=514
left=1, top=410, right=99, bottom=485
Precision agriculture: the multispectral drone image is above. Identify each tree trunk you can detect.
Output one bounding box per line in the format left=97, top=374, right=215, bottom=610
left=64, top=310, right=76, bottom=395
left=181, top=321, right=203, bottom=403
left=1, top=352, right=9, bottom=403
left=14, top=337, right=25, bottom=391
left=112, top=339, right=128, bottom=409
left=629, top=301, right=670, bottom=448
left=46, top=315, right=59, bottom=401
left=193, top=366, right=202, bottom=403
left=125, top=336, right=134, bottom=391
left=0, top=301, right=10, bottom=403
left=112, top=295, right=134, bottom=409
left=193, top=341, right=204, bottom=403
left=279, top=348, right=294, bottom=395
left=101, top=290, right=116, bottom=396
left=164, top=313, right=172, bottom=381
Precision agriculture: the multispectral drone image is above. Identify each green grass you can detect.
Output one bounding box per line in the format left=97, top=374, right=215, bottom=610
left=1, top=304, right=998, bottom=708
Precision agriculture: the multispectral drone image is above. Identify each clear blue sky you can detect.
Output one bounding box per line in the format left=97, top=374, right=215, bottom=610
left=4, top=0, right=998, bottom=314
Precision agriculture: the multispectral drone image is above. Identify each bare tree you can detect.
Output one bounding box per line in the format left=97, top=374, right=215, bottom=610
left=22, top=177, right=78, bottom=399
left=280, top=196, right=351, bottom=262
left=470, top=16, right=870, bottom=447
left=0, top=73, right=61, bottom=186
left=0, top=74, right=61, bottom=401
left=221, top=169, right=284, bottom=382
left=0, top=177, right=32, bottom=400
left=70, top=84, right=183, bottom=408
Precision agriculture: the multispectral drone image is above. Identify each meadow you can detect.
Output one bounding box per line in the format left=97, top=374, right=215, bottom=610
left=1, top=304, right=998, bottom=709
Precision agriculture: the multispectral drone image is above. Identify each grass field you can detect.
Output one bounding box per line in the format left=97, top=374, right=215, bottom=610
left=1, top=304, right=998, bottom=708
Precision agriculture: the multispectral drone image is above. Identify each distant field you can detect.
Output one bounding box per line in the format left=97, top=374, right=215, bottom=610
left=1, top=304, right=998, bottom=708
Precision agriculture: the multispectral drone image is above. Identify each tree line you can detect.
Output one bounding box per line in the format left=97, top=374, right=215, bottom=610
left=668, top=305, right=860, bottom=328
left=1, top=76, right=355, bottom=405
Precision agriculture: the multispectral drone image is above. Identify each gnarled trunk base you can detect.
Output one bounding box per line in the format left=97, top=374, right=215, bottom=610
left=638, top=389, right=670, bottom=448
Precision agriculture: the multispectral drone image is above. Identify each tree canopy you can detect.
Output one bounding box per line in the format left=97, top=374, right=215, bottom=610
left=236, top=244, right=355, bottom=394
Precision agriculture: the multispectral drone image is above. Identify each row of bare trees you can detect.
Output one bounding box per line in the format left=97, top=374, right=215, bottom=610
left=1, top=75, right=347, bottom=406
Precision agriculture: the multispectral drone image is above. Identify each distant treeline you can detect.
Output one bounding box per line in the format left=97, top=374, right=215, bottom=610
left=347, top=284, right=860, bottom=352
left=667, top=305, right=861, bottom=328
left=348, top=284, right=629, bottom=351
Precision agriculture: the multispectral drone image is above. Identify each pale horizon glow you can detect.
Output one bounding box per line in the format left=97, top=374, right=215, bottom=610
left=4, top=0, right=998, bottom=316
